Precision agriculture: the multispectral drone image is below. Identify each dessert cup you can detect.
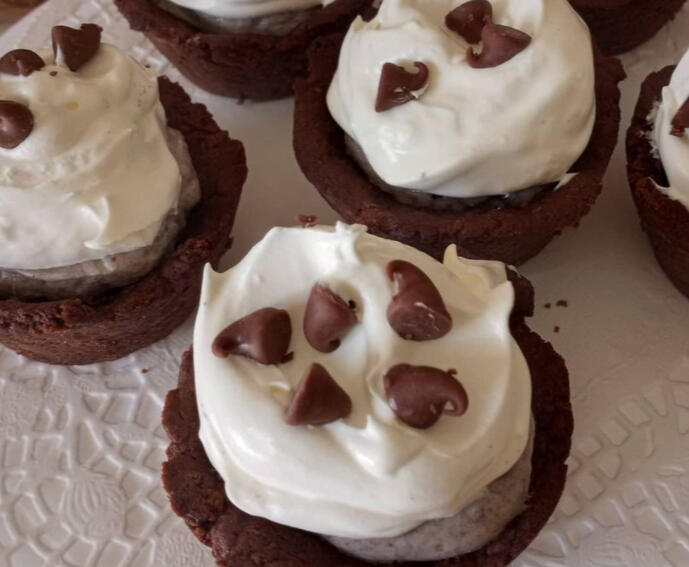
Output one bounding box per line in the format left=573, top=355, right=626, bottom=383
left=293, top=0, right=624, bottom=265
left=0, top=26, right=247, bottom=364
left=161, top=223, right=573, bottom=566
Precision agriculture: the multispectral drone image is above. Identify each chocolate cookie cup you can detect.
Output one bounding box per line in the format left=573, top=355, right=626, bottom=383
left=293, top=34, right=623, bottom=266
left=115, top=0, right=371, bottom=100
left=570, top=0, right=686, bottom=55
left=627, top=65, right=689, bottom=299
left=0, top=79, right=246, bottom=365
left=162, top=267, right=572, bottom=567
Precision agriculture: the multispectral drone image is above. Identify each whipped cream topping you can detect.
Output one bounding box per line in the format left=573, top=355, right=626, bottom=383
left=164, top=0, right=331, bottom=19
left=327, top=0, right=596, bottom=198
left=653, top=47, right=689, bottom=209
left=195, top=223, right=532, bottom=539
left=0, top=44, right=182, bottom=270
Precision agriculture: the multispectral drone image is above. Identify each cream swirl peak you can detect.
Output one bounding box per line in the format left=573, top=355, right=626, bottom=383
left=194, top=223, right=531, bottom=539
left=327, top=0, right=596, bottom=198
left=164, top=0, right=332, bottom=19
left=0, top=35, right=182, bottom=270
left=653, top=47, right=689, bottom=210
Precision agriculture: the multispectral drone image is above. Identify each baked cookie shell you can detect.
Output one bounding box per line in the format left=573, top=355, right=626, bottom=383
left=114, top=0, right=371, bottom=100
left=292, top=34, right=624, bottom=266
left=0, top=78, right=247, bottom=365
left=161, top=272, right=574, bottom=567
left=626, top=65, right=689, bottom=299
left=570, top=0, right=686, bottom=55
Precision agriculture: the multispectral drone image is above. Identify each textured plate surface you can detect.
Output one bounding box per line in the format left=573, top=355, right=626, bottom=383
left=0, top=2, right=688, bottom=565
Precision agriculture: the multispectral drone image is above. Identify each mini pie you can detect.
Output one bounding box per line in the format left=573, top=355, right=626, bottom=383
left=569, top=0, right=687, bottom=55
left=0, top=24, right=247, bottom=365
left=162, top=223, right=573, bottom=566
left=627, top=46, right=689, bottom=299
left=115, top=0, right=372, bottom=100
left=293, top=0, right=625, bottom=265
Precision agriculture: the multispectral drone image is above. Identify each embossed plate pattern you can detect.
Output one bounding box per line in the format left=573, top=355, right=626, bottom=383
left=0, top=2, right=688, bottom=565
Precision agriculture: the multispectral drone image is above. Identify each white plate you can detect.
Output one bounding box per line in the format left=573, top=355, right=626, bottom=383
left=0, top=2, right=689, bottom=565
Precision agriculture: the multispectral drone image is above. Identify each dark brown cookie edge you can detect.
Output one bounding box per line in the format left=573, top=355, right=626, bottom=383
left=570, top=0, right=687, bottom=56
left=0, top=77, right=247, bottom=365
left=114, top=0, right=372, bottom=100
left=626, top=64, right=689, bottom=299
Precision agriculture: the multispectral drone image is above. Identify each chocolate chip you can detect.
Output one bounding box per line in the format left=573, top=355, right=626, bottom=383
left=0, top=100, right=34, bottom=149
left=52, top=23, right=102, bottom=72
left=304, top=284, right=357, bottom=353
left=286, top=363, right=352, bottom=426
left=386, top=260, right=452, bottom=341
left=467, top=23, right=531, bottom=68
left=0, top=49, right=45, bottom=76
left=376, top=62, right=429, bottom=113
left=212, top=307, right=292, bottom=365
left=384, top=364, right=468, bottom=429
left=671, top=96, right=689, bottom=137
left=445, top=0, right=492, bottom=44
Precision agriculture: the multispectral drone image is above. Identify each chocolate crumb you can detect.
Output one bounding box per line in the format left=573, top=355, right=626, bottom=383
left=50, top=71, right=58, bottom=77
left=544, top=303, right=552, bottom=309
left=556, top=300, right=568, bottom=308
left=297, top=214, right=318, bottom=228
left=554, top=326, right=560, bottom=333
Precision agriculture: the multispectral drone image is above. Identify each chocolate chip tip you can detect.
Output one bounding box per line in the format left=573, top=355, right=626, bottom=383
left=0, top=49, right=45, bottom=77
left=386, top=260, right=452, bottom=341
left=212, top=307, right=292, bottom=366
left=0, top=100, right=34, bottom=149
left=304, top=283, right=358, bottom=353
left=384, top=364, right=468, bottom=429
left=286, top=363, right=352, bottom=426
left=467, top=22, right=532, bottom=69
left=445, top=0, right=493, bottom=44
left=375, top=61, right=430, bottom=113
left=52, top=22, right=103, bottom=73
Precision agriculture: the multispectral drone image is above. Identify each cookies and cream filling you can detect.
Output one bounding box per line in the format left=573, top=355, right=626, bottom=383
left=653, top=47, right=689, bottom=210
left=327, top=0, right=596, bottom=199
left=194, top=223, right=532, bottom=544
left=0, top=26, right=189, bottom=272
